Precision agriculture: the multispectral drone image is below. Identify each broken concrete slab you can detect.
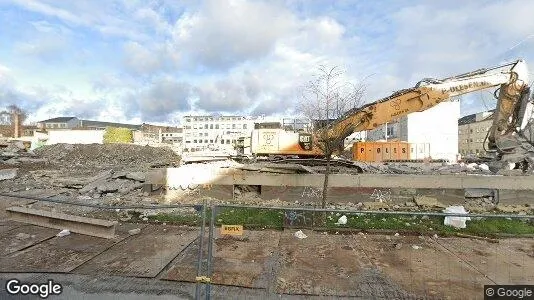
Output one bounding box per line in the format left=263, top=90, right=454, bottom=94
left=125, top=172, right=146, bottom=182
left=0, top=168, right=18, bottom=181
left=6, top=207, right=118, bottom=239
left=465, top=188, right=494, bottom=198
left=496, top=204, right=532, bottom=213
left=413, top=196, right=446, bottom=208
left=363, top=202, right=390, bottom=210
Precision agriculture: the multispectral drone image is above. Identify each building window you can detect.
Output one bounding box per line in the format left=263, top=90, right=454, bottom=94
left=243, top=124, right=247, bottom=129
left=199, top=140, right=203, bottom=143
left=186, top=118, right=190, bottom=122
left=221, top=140, right=224, bottom=144
left=226, top=140, right=230, bottom=144
left=204, top=124, right=208, bottom=129
left=194, top=139, right=197, bottom=143
left=204, top=139, right=208, bottom=143
left=232, top=124, right=236, bottom=129
left=210, top=140, right=213, bottom=143
left=210, top=124, right=213, bottom=129
left=215, top=124, right=219, bottom=129
left=470, top=129, right=473, bottom=133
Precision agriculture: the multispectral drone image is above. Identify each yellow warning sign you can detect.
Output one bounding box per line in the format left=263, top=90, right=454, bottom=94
left=220, top=225, right=243, bottom=236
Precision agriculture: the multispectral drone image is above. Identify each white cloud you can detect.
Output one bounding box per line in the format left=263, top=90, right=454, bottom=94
left=5, top=0, right=534, bottom=122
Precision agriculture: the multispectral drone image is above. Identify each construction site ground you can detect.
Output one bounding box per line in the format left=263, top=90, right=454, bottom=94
left=1, top=144, right=534, bottom=298
left=1, top=196, right=534, bottom=299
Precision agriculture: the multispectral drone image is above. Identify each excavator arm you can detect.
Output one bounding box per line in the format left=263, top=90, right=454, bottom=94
left=319, top=60, right=533, bottom=169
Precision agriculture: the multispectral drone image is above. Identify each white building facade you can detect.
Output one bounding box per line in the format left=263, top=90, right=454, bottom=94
left=366, top=100, right=461, bottom=162
left=182, top=115, right=256, bottom=153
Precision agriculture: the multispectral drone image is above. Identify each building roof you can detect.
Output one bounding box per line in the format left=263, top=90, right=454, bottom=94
left=80, top=120, right=141, bottom=130
left=458, top=109, right=495, bottom=125
left=38, top=117, right=77, bottom=123
left=458, top=114, right=476, bottom=125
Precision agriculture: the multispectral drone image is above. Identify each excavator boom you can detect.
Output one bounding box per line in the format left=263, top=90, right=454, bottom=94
left=323, top=60, right=530, bottom=144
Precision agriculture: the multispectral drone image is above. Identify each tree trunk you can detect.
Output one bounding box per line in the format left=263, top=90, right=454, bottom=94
left=322, top=155, right=330, bottom=208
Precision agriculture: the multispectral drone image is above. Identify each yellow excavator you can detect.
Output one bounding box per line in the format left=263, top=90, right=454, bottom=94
left=238, top=59, right=533, bottom=172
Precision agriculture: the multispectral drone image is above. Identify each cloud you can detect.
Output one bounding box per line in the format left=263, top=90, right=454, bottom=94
left=4, top=0, right=534, bottom=123
left=172, top=0, right=296, bottom=70
left=125, top=77, right=192, bottom=121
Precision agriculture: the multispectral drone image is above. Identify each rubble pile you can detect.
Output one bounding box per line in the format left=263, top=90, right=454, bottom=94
left=0, top=140, right=46, bottom=165
left=35, top=143, right=180, bottom=170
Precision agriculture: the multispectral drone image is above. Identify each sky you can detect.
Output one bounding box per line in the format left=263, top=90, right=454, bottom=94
left=1, top=0, right=534, bottom=125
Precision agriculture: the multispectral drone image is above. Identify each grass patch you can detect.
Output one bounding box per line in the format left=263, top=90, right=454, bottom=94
left=142, top=207, right=534, bottom=237
left=216, top=207, right=285, bottom=230
left=323, top=213, right=534, bottom=237
left=146, top=213, right=202, bottom=226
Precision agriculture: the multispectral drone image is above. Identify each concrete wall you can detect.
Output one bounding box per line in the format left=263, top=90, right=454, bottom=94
left=405, top=101, right=460, bottom=162
left=47, top=130, right=104, bottom=145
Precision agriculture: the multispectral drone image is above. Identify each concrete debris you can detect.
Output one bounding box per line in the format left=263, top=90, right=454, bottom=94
left=496, top=204, right=531, bottom=213
left=413, top=195, right=446, bottom=208
left=335, top=215, right=347, bottom=225
left=294, top=230, right=308, bottom=239
left=443, top=206, right=471, bottom=229
left=479, top=164, right=489, bottom=171
left=404, top=201, right=416, bottom=207
left=411, top=245, right=421, bottom=250
left=394, top=243, right=402, bottom=249
left=363, top=202, right=389, bottom=210
left=125, top=172, right=146, bottom=182
left=128, top=228, right=141, bottom=235
left=0, top=168, right=18, bottom=181
left=387, top=164, right=420, bottom=174
left=34, top=143, right=180, bottom=169
left=238, top=163, right=316, bottom=174
left=465, top=189, right=494, bottom=198
left=57, top=229, right=71, bottom=237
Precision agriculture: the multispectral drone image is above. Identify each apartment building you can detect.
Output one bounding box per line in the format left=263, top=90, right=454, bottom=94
left=458, top=110, right=494, bottom=156
left=182, top=115, right=256, bottom=152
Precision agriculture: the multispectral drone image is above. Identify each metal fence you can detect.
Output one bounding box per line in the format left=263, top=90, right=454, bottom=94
left=1, top=191, right=533, bottom=300
left=199, top=203, right=534, bottom=299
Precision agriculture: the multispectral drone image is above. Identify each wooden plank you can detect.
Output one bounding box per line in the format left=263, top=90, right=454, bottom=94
left=6, top=207, right=117, bottom=239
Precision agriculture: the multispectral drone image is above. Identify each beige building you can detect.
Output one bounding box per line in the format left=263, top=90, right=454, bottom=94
left=458, top=110, right=494, bottom=156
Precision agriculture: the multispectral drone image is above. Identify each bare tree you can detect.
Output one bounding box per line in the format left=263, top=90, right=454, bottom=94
left=299, top=65, right=366, bottom=208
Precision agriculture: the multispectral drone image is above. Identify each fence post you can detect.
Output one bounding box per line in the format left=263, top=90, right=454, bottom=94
left=195, top=199, right=207, bottom=299
left=205, top=205, right=217, bottom=300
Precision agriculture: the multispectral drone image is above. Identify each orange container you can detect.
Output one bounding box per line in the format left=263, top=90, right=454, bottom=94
left=352, top=142, right=410, bottom=162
